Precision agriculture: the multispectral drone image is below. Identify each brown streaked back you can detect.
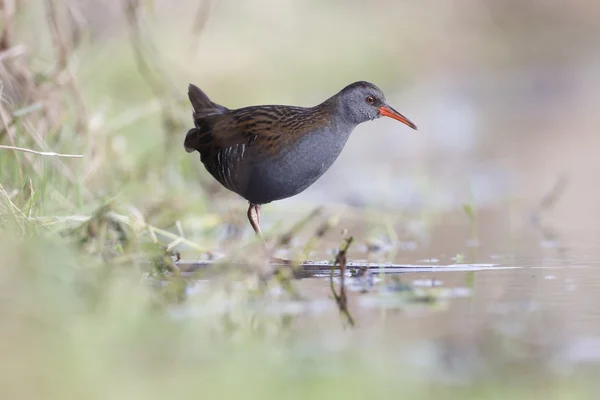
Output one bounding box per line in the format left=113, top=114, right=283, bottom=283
left=185, top=102, right=336, bottom=162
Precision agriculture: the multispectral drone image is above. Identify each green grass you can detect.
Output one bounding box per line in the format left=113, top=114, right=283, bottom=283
left=1, top=1, right=599, bottom=398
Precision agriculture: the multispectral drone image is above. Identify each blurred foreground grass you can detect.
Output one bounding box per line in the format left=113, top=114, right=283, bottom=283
left=0, top=1, right=598, bottom=398
left=0, top=232, right=596, bottom=398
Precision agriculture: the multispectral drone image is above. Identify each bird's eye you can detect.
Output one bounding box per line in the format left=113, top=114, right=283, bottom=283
left=366, top=96, right=375, bottom=104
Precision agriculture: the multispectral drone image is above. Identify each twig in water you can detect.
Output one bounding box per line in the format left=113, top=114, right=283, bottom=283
left=302, top=212, right=340, bottom=258
left=0, top=145, right=83, bottom=158
left=537, top=174, right=568, bottom=213
left=277, top=206, right=323, bottom=247
left=260, top=207, right=324, bottom=293
left=530, top=174, right=569, bottom=252
left=329, top=236, right=355, bottom=327
left=530, top=174, right=568, bottom=229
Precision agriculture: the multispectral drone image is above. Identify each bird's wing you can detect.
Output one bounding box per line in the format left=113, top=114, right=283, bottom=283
left=185, top=105, right=319, bottom=158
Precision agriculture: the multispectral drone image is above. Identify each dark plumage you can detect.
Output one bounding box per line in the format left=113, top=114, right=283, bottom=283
left=184, top=81, right=417, bottom=236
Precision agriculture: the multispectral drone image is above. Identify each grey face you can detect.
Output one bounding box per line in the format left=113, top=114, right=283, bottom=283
left=336, top=81, right=418, bottom=130
left=337, top=81, right=387, bottom=125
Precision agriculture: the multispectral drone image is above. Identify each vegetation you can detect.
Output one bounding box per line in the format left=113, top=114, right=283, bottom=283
left=0, top=1, right=596, bottom=398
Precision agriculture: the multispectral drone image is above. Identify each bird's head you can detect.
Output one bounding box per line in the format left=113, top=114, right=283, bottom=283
left=336, top=81, right=417, bottom=130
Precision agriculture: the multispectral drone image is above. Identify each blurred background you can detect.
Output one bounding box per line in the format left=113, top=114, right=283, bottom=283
left=4, top=0, right=600, bottom=233
left=5, top=0, right=600, bottom=242
left=2, top=0, right=600, bottom=398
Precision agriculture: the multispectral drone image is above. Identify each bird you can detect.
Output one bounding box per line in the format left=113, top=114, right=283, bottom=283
left=184, top=81, right=417, bottom=238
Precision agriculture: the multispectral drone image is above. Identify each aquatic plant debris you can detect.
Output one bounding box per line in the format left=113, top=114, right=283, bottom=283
left=329, top=236, right=355, bottom=327
left=173, top=260, right=517, bottom=277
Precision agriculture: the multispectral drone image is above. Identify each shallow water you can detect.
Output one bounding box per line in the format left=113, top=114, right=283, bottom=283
left=175, top=53, right=600, bottom=379
left=175, top=204, right=600, bottom=380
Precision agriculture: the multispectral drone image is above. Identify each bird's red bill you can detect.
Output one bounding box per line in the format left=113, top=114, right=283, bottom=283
left=378, top=106, right=417, bottom=130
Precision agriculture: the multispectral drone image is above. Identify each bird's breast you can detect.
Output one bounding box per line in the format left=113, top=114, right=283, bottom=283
left=239, top=127, right=353, bottom=204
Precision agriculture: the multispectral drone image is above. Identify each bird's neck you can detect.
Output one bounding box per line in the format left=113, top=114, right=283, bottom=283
left=315, top=96, right=360, bottom=133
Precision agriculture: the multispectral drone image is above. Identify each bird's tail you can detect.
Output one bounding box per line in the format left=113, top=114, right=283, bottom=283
left=188, top=84, right=228, bottom=117
left=185, top=84, right=227, bottom=153
left=184, top=127, right=199, bottom=153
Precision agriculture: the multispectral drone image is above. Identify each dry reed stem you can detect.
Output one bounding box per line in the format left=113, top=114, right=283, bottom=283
left=31, top=212, right=208, bottom=253
left=44, top=0, right=88, bottom=134
left=0, top=144, right=83, bottom=158
left=0, top=0, right=16, bottom=50
left=123, top=0, right=174, bottom=133
left=189, top=0, right=211, bottom=52
left=0, top=97, right=17, bottom=146
left=0, top=43, right=25, bottom=61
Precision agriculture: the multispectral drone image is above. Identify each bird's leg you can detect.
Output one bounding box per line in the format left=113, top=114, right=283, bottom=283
left=248, top=204, right=290, bottom=265
left=254, top=204, right=261, bottom=225
left=247, top=203, right=263, bottom=238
